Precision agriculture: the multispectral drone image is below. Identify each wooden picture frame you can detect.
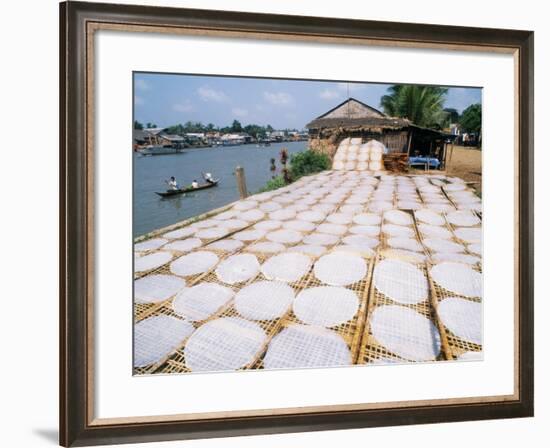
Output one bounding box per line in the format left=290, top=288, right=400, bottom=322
left=59, top=1, right=534, bottom=446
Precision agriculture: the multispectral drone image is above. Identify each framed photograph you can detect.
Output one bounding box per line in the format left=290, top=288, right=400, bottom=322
left=60, top=1, right=533, bottom=446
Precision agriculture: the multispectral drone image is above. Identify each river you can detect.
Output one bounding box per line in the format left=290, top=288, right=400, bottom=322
left=133, top=141, right=308, bottom=237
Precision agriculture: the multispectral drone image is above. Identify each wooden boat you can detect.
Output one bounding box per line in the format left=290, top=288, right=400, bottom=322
left=155, top=180, right=219, bottom=197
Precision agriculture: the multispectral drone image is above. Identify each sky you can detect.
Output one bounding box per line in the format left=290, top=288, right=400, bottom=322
left=134, top=72, right=481, bottom=130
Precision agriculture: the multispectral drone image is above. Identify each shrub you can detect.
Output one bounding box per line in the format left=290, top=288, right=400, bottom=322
left=289, top=150, right=331, bottom=179
left=258, top=175, right=286, bottom=192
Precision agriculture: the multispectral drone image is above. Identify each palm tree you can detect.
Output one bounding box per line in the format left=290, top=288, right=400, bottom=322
left=380, top=85, right=449, bottom=128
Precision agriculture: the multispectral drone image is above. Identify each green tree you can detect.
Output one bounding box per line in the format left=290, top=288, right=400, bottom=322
left=380, top=85, right=448, bottom=128
left=443, top=108, right=460, bottom=124
left=231, top=120, right=243, bottom=133
left=133, top=120, right=143, bottom=130
left=459, top=103, right=482, bottom=134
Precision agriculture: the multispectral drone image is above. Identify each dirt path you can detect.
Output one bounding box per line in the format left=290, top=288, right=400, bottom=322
left=445, top=145, right=482, bottom=195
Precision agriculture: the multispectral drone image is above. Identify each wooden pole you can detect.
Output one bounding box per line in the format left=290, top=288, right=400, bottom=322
left=235, top=166, right=248, bottom=199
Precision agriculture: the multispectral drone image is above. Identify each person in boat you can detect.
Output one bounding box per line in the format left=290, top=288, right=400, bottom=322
left=166, top=176, right=178, bottom=190
left=191, top=179, right=199, bottom=189
left=203, top=172, right=215, bottom=184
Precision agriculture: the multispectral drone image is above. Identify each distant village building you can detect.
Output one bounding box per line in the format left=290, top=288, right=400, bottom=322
left=306, top=98, right=452, bottom=168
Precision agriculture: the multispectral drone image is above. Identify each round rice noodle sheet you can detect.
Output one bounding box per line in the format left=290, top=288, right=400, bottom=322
left=397, top=201, right=422, bottom=210
left=238, top=209, right=265, bottom=222
left=446, top=210, right=480, bottom=227
left=368, top=201, right=393, bottom=213
left=261, top=253, right=312, bottom=282
left=172, top=282, right=235, bottom=321
left=432, top=252, right=481, bottom=265
left=259, top=201, right=283, bottom=212
left=293, top=286, right=359, bottom=327
left=214, top=210, right=238, bottom=220
left=163, top=227, right=196, bottom=239
left=326, top=213, right=353, bottom=224
left=374, top=259, right=428, bottom=304
left=334, top=152, right=346, bottom=162
left=347, top=152, right=358, bottom=161
left=314, top=253, right=367, bottom=286
left=134, top=274, right=186, bottom=304
left=424, top=238, right=465, bottom=253
left=344, top=161, right=357, bottom=170
left=356, top=162, right=369, bottom=171
left=233, top=200, right=258, bottom=211
left=207, top=239, right=244, bottom=252
left=192, top=219, right=218, bottom=229
left=458, top=351, right=483, bottom=361
left=444, top=183, right=467, bottom=192
left=430, top=262, right=482, bottom=297
left=135, top=251, right=173, bottom=273
left=310, top=203, right=335, bottom=213
left=272, top=194, right=295, bottom=204
left=427, top=203, right=455, bottom=213
left=250, top=191, right=275, bottom=201
left=357, top=153, right=370, bottom=162
left=269, top=208, right=296, bottom=220
left=134, top=315, right=195, bottom=368
left=370, top=305, right=441, bottom=361
left=381, top=248, right=427, bottom=264
left=283, top=219, right=316, bottom=232
left=288, top=244, right=327, bottom=257
left=194, top=227, right=229, bottom=240
left=454, top=227, right=482, bottom=243
left=418, top=223, right=453, bottom=239
left=340, top=204, right=364, bottom=214
left=349, top=225, right=380, bottom=237
left=184, top=317, right=266, bottom=372
left=382, top=224, right=415, bottom=238
left=343, top=234, right=379, bottom=248
left=296, top=210, right=326, bottom=222
left=384, top=209, right=413, bottom=225
left=419, top=184, right=441, bottom=194
left=247, top=241, right=286, bottom=253
left=332, top=244, right=375, bottom=257
left=369, top=152, right=383, bottom=162
left=163, top=238, right=203, bottom=253
left=346, top=195, right=369, bottom=205
left=232, top=229, right=266, bottom=242
left=266, top=229, right=303, bottom=244
left=353, top=213, right=382, bottom=226
left=438, top=297, right=482, bottom=345
left=254, top=220, right=283, bottom=231
left=316, top=223, right=348, bottom=235
left=263, top=325, right=351, bottom=369
left=215, top=254, right=260, bottom=285
left=387, top=237, right=423, bottom=252
left=170, top=251, right=219, bottom=277
left=235, top=281, right=295, bottom=320
left=456, top=202, right=482, bottom=213
left=333, top=160, right=345, bottom=170
left=220, top=218, right=249, bottom=230
left=302, top=232, right=339, bottom=246
left=468, top=243, right=482, bottom=256
left=135, top=238, right=167, bottom=252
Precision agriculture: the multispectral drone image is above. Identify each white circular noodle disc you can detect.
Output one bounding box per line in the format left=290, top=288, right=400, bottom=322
left=458, top=351, right=483, bottom=361
left=134, top=315, right=194, bottom=368
left=269, top=209, right=296, bottom=220
left=387, top=237, right=423, bottom=252
left=373, top=259, right=428, bottom=304
left=288, top=244, right=327, bottom=257
left=263, top=325, right=351, bottom=369
left=172, top=282, right=235, bottom=322
left=247, top=242, right=286, bottom=253
left=221, top=218, right=249, bottom=230
left=446, top=210, right=480, bottom=227
left=382, top=224, right=415, bottom=238
left=296, top=210, right=326, bottom=222
left=384, top=210, right=413, bottom=225
left=259, top=201, right=282, bottom=212
left=326, top=213, right=354, bottom=225
left=302, top=233, right=339, bottom=246
left=135, top=251, right=173, bottom=273
left=163, top=227, right=195, bottom=239
left=430, top=262, right=482, bottom=298
left=293, top=286, right=359, bottom=327
left=370, top=305, right=441, bottom=361
left=454, top=227, right=482, bottom=243
left=134, top=274, right=186, bottom=304
left=254, top=220, right=283, bottom=230
left=381, top=249, right=427, bottom=263
left=283, top=220, right=316, bottom=232
left=316, top=223, right=348, bottom=235
left=215, top=254, right=260, bottom=285
left=432, top=252, right=481, bottom=265
left=134, top=238, right=168, bottom=252
left=353, top=213, right=382, bottom=226
left=468, top=243, right=482, bottom=255
left=424, top=238, right=465, bottom=253
left=438, top=297, right=482, bottom=345
left=170, top=251, right=219, bottom=277
left=184, top=317, right=266, bottom=372
left=235, top=281, right=295, bottom=320
left=261, top=252, right=312, bottom=283
left=233, top=200, right=258, bottom=211
left=314, top=253, right=367, bottom=286
left=266, top=229, right=303, bottom=244
left=207, top=239, right=244, bottom=252
left=238, top=209, right=265, bottom=222
left=213, top=210, right=237, bottom=220
left=333, top=244, right=375, bottom=257
left=194, top=227, right=229, bottom=240
left=232, top=229, right=266, bottom=241
left=418, top=224, right=453, bottom=239
left=164, top=238, right=203, bottom=252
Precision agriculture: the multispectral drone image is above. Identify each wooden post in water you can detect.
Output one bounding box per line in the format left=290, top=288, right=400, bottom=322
left=235, top=166, right=248, bottom=199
